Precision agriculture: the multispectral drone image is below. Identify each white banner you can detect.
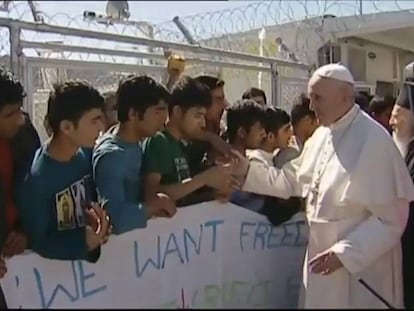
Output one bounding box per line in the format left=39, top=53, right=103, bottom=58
left=1, top=202, right=308, bottom=309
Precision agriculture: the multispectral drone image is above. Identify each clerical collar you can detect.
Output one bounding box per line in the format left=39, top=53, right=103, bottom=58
left=329, top=104, right=359, bottom=132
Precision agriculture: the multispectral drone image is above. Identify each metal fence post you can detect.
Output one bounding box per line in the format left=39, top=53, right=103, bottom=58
left=271, top=62, right=279, bottom=107
left=9, top=22, right=23, bottom=80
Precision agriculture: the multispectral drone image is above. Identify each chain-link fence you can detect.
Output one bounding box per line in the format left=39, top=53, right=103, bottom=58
left=2, top=1, right=412, bottom=139
left=0, top=13, right=308, bottom=142
left=0, top=25, right=9, bottom=69
left=27, top=61, right=166, bottom=141
left=3, top=1, right=414, bottom=59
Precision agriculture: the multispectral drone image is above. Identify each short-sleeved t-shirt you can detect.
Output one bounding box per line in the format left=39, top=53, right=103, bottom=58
left=183, top=140, right=211, bottom=175
left=142, top=130, right=191, bottom=185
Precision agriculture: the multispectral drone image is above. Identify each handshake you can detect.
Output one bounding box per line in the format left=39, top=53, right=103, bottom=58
left=84, top=151, right=251, bottom=249
left=142, top=151, right=251, bottom=221
left=200, top=160, right=243, bottom=202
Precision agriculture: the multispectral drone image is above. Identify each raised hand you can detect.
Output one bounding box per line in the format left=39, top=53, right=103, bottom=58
left=85, top=202, right=112, bottom=251
left=201, top=163, right=240, bottom=191
left=229, top=150, right=250, bottom=179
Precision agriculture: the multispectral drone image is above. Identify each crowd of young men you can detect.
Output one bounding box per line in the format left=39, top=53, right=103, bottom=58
left=0, top=65, right=312, bottom=305
left=3, top=61, right=413, bottom=308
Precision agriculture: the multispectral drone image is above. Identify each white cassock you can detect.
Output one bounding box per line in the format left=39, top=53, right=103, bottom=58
left=243, top=104, right=414, bottom=309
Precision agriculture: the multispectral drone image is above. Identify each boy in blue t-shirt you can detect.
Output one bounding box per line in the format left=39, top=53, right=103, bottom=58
left=17, top=81, right=111, bottom=262
left=93, top=76, right=177, bottom=235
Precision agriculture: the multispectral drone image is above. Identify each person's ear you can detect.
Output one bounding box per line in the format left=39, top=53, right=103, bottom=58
left=237, top=127, right=247, bottom=140
left=60, top=120, right=74, bottom=135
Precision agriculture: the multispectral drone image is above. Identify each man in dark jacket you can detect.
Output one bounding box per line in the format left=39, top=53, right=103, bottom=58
left=0, top=66, right=40, bottom=308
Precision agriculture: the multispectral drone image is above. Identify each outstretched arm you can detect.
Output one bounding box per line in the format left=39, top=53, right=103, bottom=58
left=242, top=160, right=300, bottom=199
left=235, top=150, right=302, bottom=199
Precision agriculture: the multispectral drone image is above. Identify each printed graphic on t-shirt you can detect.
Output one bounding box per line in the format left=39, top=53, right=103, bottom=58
left=174, top=157, right=190, bottom=182
left=56, top=190, right=76, bottom=230
left=55, top=175, right=91, bottom=231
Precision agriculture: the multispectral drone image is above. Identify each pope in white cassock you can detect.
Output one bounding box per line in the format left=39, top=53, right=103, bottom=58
left=235, top=64, right=414, bottom=308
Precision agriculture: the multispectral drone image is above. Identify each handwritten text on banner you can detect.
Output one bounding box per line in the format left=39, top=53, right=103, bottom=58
left=1, top=202, right=308, bottom=308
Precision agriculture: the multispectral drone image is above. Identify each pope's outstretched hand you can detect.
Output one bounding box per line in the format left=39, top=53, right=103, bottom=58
left=230, top=150, right=250, bottom=180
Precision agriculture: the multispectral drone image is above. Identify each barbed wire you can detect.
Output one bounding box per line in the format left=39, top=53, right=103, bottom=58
left=1, top=0, right=413, bottom=141
left=1, top=1, right=414, bottom=55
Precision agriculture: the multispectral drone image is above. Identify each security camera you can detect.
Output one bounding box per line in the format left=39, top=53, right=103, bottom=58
left=83, top=10, right=109, bottom=24
left=83, top=11, right=97, bottom=21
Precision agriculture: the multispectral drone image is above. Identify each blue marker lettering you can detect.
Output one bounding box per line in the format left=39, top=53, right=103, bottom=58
left=34, top=261, right=79, bottom=308
left=295, top=220, right=308, bottom=246
left=161, top=232, right=184, bottom=269
left=281, top=222, right=296, bottom=246
left=254, top=222, right=270, bottom=250
left=204, top=220, right=224, bottom=252
left=267, top=224, right=281, bottom=248
left=239, top=221, right=256, bottom=252
left=183, top=225, right=203, bottom=262
left=134, top=236, right=161, bottom=278
left=77, top=261, right=107, bottom=299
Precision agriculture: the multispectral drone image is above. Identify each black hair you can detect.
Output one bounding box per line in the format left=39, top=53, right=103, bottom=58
left=262, top=107, right=290, bottom=134
left=290, top=95, right=316, bottom=126
left=47, top=80, right=104, bottom=133
left=241, top=87, right=267, bottom=105
left=194, top=75, right=225, bottom=91
left=169, top=76, right=212, bottom=114
left=355, top=93, right=370, bottom=112
left=225, top=99, right=265, bottom=144
left=0, top=66, right=26, bottom=110
left=359, top=91, right=374, bottom=103
left=368, top=95, right=395, bottom=115
left=116, top=75, right=170, bottom=122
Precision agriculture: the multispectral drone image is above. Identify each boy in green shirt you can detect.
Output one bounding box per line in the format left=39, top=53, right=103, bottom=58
left=142, top=76, right=235, bottom=207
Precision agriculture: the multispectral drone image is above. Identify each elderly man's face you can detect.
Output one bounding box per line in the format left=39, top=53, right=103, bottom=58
left=389, top=104, right=414, bottom=137
left=391, top=103, right=414, bottom=157
left=308, top=76, right=349, bottom=126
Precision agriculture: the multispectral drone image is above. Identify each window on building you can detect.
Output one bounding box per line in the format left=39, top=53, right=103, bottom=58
left=317, top=43, right=341, bottom=66
left=348, top=47, right=366, bottom=82
left=376, top=81, right=394, bottom=97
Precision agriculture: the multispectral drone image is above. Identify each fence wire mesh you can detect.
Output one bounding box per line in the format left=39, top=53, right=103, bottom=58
left=0, top=25, right=10, bottom=69
left=28, top=63, right=166, bottom=142
left=1, top=0, right=413, bottom=137
left=2, top=1, right=414, bottom=57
